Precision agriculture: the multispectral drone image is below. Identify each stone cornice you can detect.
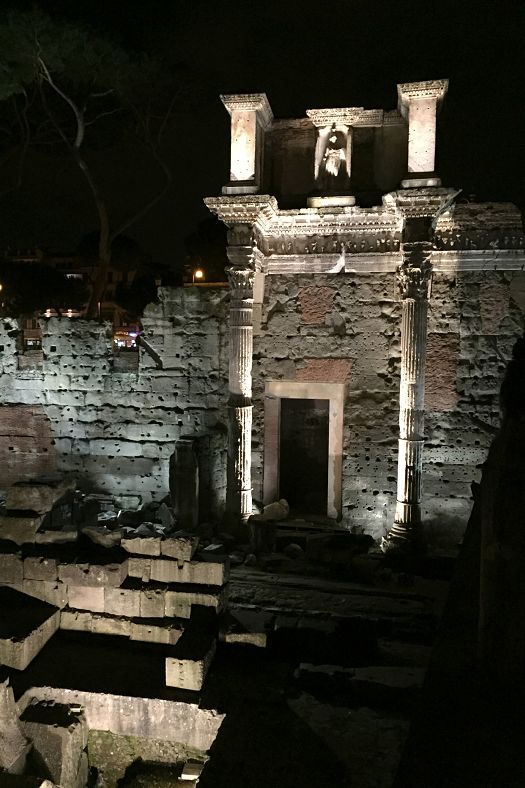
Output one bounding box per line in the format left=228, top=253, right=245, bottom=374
left=383, top=188, right=460, bottom=221
left=397, top=79, right=449, bottom=118
left=204, top=195, right=278, bottom=232
left=220, top=93, right=273, bottom=128
left=306, top=107, right=383, bottom=127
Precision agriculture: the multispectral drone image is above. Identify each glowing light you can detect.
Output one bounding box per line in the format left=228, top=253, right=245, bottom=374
left=193, top=268, right=205, bottom=284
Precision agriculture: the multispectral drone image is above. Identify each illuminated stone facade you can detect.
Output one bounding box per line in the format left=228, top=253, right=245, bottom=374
left=206, top=80, right=525, bottom=547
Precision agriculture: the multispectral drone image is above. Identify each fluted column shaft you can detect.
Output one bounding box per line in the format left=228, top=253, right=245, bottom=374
left=383, top=242, right=432, bottom=551
left=226, top=244, right=256, bottom=526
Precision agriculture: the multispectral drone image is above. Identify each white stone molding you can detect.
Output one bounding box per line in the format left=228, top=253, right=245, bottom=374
left=221, top=93, right=274, bottom=129
left=263, top=381, right=345, bottom=520
left=397, top=80, right=449, bottom=175
left=306, top=107, right=383, bottom=127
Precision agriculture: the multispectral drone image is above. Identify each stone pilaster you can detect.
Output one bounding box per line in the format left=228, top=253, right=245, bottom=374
left=225, top=239, right=258, bottom=527
left=382, top=243, right=432, bottom=551
left=221, top=94, right=273, bottom=195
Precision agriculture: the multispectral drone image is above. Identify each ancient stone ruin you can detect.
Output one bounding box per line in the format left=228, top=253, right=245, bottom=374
left=1, top=79, right=524, bottom=785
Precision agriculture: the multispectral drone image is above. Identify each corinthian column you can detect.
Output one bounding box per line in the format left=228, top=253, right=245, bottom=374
left=225, top=238, right=257, bottom=528
left=382, top=241, right=432, bottom=552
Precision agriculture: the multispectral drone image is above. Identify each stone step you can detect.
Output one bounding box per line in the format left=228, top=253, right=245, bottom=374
left=60, top=608, right=186, bottom=645
left=0, top=587, right=60, bottom=671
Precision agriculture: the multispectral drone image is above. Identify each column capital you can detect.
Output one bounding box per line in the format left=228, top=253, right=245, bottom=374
left=396, top=251, right=432, bottom=300
left=226, top=265, right=256, bottom=299
left=204, top=195, right=277, bottom=231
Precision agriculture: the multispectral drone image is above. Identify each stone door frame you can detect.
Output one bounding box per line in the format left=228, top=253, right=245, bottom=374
left=262, top=381, right=345, bottom=519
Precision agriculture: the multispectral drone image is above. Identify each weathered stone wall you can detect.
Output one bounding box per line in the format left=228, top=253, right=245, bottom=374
left=252, top=272, right=402, bottom=536
left=423, top=270, right=525, bottom=545
left=253, top=269, right=525, bottom=543
left=0, top=287, right=229, bottom=516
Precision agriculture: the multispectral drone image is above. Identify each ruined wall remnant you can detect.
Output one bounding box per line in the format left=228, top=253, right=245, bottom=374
left=0, top=287, right=229, bottom=516
left=251, top=269, right=525, bottom=541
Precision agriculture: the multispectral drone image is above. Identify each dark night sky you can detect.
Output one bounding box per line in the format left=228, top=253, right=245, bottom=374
left=3, top=0, right=525, bottom=266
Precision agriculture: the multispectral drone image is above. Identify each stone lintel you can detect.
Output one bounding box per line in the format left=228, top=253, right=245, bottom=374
left=307, top=107, right=383, bottom=127
left=397, top=79, right=449, bottom=118
left=220, top=93, right=273, bottom=129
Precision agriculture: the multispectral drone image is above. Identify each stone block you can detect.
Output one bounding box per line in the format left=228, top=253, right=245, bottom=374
left=165, top=630, right=217, bottom=691
left=164, top=585, right=227, bottom=617
left=150, top=558, right=227, bottom=587
left=160, top=534, right=199, bottom=562
left=128, top=556, right=152, bottom=581
left=140, top=588, right=166, bottom=618
left=104, top=587, right=141, bottom=618
left=20, top=579, right=68, bottom=609
left=60, top=609, right=93, bottom=633
left=91, top=614, right=131, bottom=638
left=20, top=701, right=88, bottom=788
left=0, top=587, right=60, bottom=670
left=121, top=536, right=161, bottom=556
left=0, top=551, right=23, bottom=584
left=58, top=560, right=127, bottom=587
left=0, top=677, right=31, bottom=774
left=67, top=585, right=105, bottom=613
left=0, top=514, right=44, bottom=545
left=5, top=478, right=75, bottom=515
left=130, top=619, right=185, bottom=646
left=24, top=556, right=58, bottom=582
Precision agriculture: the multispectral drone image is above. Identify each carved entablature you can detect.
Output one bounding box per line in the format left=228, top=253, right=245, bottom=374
left=220, top=93, right=274, bottom=129
left=397, top=79, right=449, bottom=118
left=263, top=232, right=401, bottom=257
left=397, top=250, right=433, bottom=300
left=434, top=202, right=525, bottom=251
left=306, top=108, right=383, bottom=127
left=204, top=195, right=277, bottom=233
left=226, top=265, right=255, bottom=299
left=384, top=188, right=459, bottom=222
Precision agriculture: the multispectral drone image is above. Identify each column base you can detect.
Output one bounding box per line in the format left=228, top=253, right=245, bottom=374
left=380, top=520, right=426, bottom=554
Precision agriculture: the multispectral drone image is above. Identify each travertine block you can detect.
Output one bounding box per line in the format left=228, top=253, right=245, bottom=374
left=140, top=588, right=166, bottom=618
left=0, top=592, right=60, bottom=670
left=24, top=556, right=58, bottom=582
left=0, top=552, right=23, bottom=584
left=20, top=579, right=68, bottom=609
left=128, top=556, right=151, bottom=581
left=104, top=587, right=141, bottom=618
left=160, top=534, right=199, bottom=562
left=130, top=620, right=184, bottom=646
left=91, top=614, right=131, bottom=638
left=165, top=631, right=217, bottom=691
left=121, top=536, right=161, bottom=557
left=164, top=586, right=226, bottom=617
left=5, top=479, right=75, bottom=515
left=0, top=677, right=31, bottom=774
left=20, top=701, right=88, bottom=788
left=0, top=514, right=44, bottom=545
left=150, top=558, right=227, bottom=587
left=60, top=609, right=92, bottom=633
left=67, top=585, right=105, bottom=613
left=58, top=560, right=127, bottom=587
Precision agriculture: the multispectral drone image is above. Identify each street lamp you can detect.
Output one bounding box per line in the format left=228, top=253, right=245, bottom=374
left=192, top=268, right=204, bottom=284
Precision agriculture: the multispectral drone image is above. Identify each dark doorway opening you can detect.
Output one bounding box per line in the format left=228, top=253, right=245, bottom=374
left=279, top=398, right=329, bottom=515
